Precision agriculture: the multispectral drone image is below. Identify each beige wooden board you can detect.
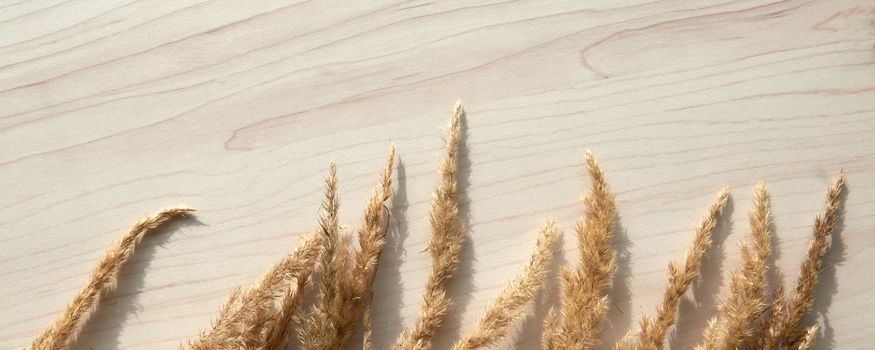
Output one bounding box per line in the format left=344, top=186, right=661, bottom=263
left=1, top=1, right=874, bottom=349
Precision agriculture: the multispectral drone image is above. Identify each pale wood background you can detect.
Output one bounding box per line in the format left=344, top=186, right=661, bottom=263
left=1, top=1, right=873, bottom=349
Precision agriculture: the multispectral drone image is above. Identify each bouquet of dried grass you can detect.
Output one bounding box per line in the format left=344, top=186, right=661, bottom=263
left=28, top=102, right=846, bottom=350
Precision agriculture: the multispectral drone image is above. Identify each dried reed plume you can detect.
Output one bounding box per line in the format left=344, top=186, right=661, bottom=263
left=706, top=182, right=771, bottom=350
left=795, top=325, right=819, bottom=350
left=393, top=101, right=465, bottom=350
left=300, top=147, right=396, bottom=350
left=693, top=317, right=719, bottom=350
left=31, top=208, right=194, bottom=350
left=757, top=285, right=787, bottom=350
left=262, top=276, right=309, bottom=350
left=452, top=220, right=557, bottom=350
left=629, top=188, right=730, bottom=350
left=780, top=172, right=844, bottom=346
left=758, top=172, right=845, bottom=349
left=354, top=146, right=396, bottom=349
left=299, top=163, right=355, bottom=350
left=544, top=150, right=617, bottom=350
left=26, top=101, right=854, bottom=350
left=183, top=230, right=322, bottom=350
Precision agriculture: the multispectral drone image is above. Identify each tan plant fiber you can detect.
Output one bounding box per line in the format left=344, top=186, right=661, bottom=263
left=611, top=332, right=634, bottom=350
left=186, top=149, right=394, bottom=350
left=795, top=325, right=818, bottom=350
left=393, top=101, right=465, bottom=350
left=359, top=147, right=397, bottom=350
left=299, top=163, right=356, bottom=350
left=260, top=276, right=309, bottom=350
left=781, top=172, right=844, bottom=347
left=711, top=182, right=772, bottom=349
left=353, top=146, right=396, bottom=348
left=541, top=307, right=559, bottom=349
left=759, top=171, right=845, bottom=349
left=628, top=188, right=730, bottom=350
left=298, top=147, right=395, bottom=350
left=757, top=285, right=787, bottom=350
left=692, top=317, right=719, bottom=350
left=363, top=304, right=376, bottom=350
left=183, top=230, right=322, bottom=350
left=31, top=208, right=194, bottom=350
left=544, top=149, right=617, bottom=350
left=452, top=220, right=557, bottom=350
left=25, top=99, right=857, bottom=350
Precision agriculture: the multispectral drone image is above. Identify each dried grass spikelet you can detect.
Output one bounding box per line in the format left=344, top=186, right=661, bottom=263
left=183, top=230, right=322, bottom=350
left=696, top=182, right=771, bottom=350
left=541, top=307, right=560, bottom=349
left=30, top=208, right=194, bottom=350
left=299, top=163, right=356, bottom=350
left=543, top=149, right=617, bottom=350
left=299, top=147, right=396, bottom=350
left=261, top=276, right=309, bottom=350
left=393, top=101, right=465, bottom=350
left=363, top=304, right=376, bottom=350
left=355, top=145, right=396, bottom=349
left=26, top=98, right=859, bottom=350
left=692, top=317, right=719, bottom=350
left=757, top=285, right=787, bottom=350
left=780, top=172, right=844, bottom=347
left=185, top=148, right=394, bottom=350
left=627, top=188, right=730, bottom=350
left=611, top=332, right=634, bottom=350
left=795, top=325, right=818, bottom=350
left=452, top=220, right=557, bottom=350
left=758, top=171, right=845, bottom=349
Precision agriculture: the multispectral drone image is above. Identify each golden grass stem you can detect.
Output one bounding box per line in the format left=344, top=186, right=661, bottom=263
left=779, top=171, right=845, bottom=348
left=543, top=149, right=617, bottom=350
left=452, top=220, right=557, bottom=350
left=795, top=325, right=818, bottom=350
left=630, top=188, right=730, bottom=350
left=756, top=285, right=786, bottom=350
left=300, top=164, right=354, bottom=350
left=349, top=146, right=396, bottom=349
left=363, top=304, right=375, bottom=350
left=184, top=231, right=322, bottom=350
left=693, top=317, right=719, bottom=350
left=393, top=101, right=465, bottom=350
left=715, top=182, right=771, bottom=349
left=542, top=309, right=559, bottom=349
left=261, top=276, right=309, bottom=350
left=611, top=332, right=634, bottom=350
left=31, top=208, right=194, bottom=350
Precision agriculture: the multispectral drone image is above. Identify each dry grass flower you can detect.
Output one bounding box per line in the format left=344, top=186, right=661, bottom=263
left=452, top=220, right=557, bottom=350
left=757, top=172, right=845, bottom=350
left=352, top=146, right=396, bottom=349
left=31, top=208, right=194, bottom=350
left=300, top=147, right=396, bottom=350
left=183, top=230, right=322, bottom=350
left=544, top=149, right=617, bottom=350
left=795, top=325, right=818, bottom=350
left=693, top=317, right=719, bottom=350
left=261, top=276, right=309, bottom=350
left=701, top=182, right=772, bottom=350
left=27, top=102, right=852, bottom=350
left=299, top=163, right=356, bottom=350
left=393, top=101, right=465, bottom=350
left=780, top=172, right=844, bottom=346
left=757, top=285, right=787, bottom=350
left=628, top=188, right=730, bottom=350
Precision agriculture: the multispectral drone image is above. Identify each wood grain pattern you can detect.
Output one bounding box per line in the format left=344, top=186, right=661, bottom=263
left=1, top=1, right=873, bottom=349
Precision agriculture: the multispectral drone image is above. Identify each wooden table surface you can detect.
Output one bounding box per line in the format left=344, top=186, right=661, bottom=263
left=1, top=1, right=873, bottom=349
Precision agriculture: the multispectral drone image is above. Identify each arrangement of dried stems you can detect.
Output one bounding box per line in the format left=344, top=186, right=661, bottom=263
left=29, top=102, right=847, bottom=350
